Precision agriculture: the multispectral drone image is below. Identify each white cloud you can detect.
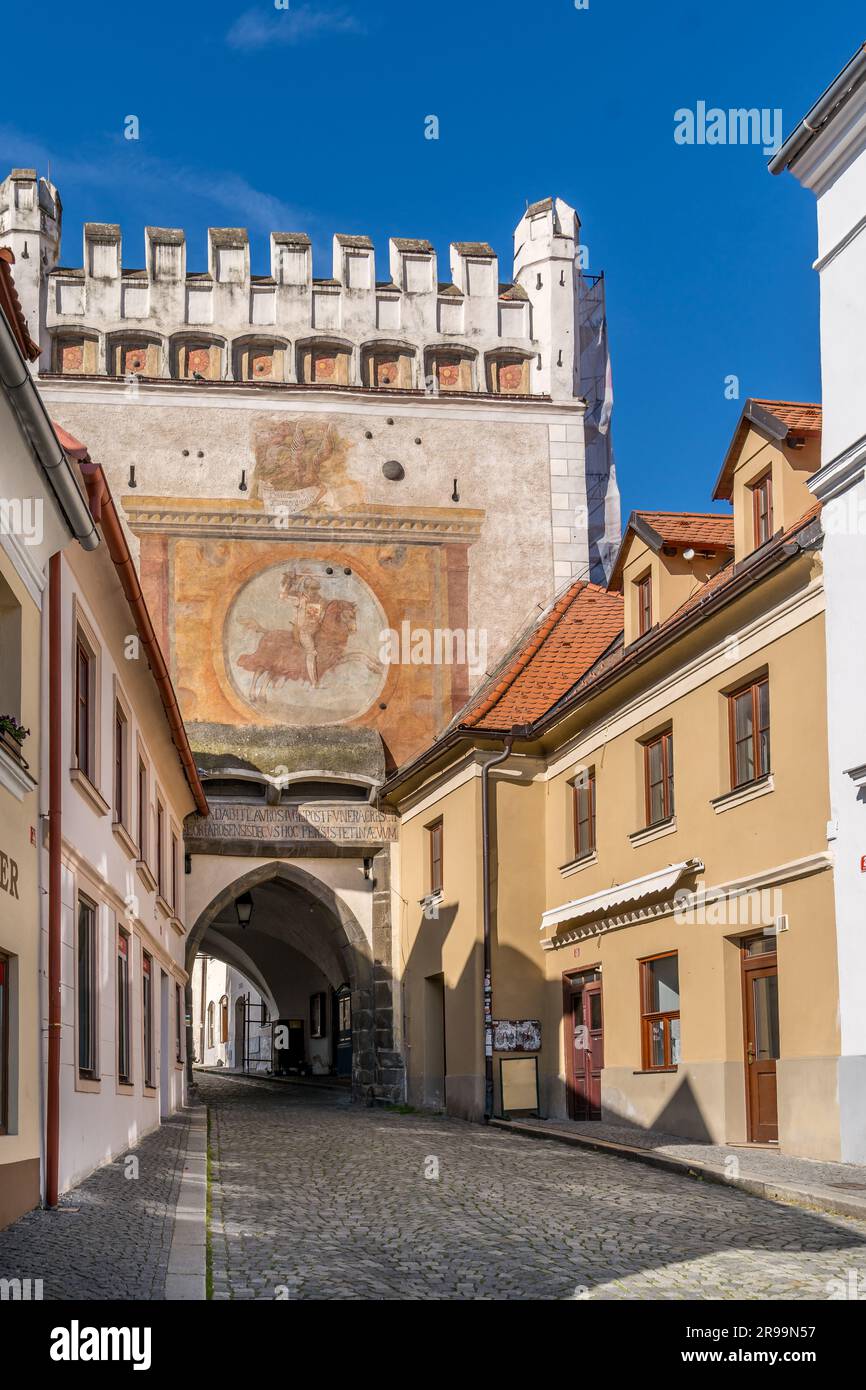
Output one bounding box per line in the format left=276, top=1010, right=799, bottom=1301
left=0, top=125, right=311, bottom=240
left=226, top=5, right=365, bottom=52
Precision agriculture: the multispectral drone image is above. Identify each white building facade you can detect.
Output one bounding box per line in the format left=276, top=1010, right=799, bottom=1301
left=772, top=44, right=866, bottom=1160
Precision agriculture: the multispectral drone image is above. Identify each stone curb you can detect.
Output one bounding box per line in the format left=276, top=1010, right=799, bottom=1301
left=490, top=1118, right=866, bottom=1223
left=164, top=1103, right=208, bottom=1301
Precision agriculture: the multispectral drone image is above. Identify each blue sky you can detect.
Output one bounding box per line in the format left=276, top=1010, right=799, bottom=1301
left=0, top=1, right=859, bottom=522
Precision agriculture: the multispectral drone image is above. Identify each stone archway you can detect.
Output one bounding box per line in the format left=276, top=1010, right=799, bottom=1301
left=186, top=860, right=381, bottom=1100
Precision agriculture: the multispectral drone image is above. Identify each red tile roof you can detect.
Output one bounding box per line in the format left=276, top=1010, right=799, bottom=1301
left=0, top=248, right=40, bottom=361
left=608, top=510, right=734, bottom=590
left=749, top=400, right=822, bottom=434
left=461, top=580, right=624, bottom=730
left=632, top=510, right=734, bottom=548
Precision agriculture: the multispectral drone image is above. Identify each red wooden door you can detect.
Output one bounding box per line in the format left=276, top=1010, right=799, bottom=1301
left=565, top=974, right=603, bottom=1120
left=742, top=942, right=779, bottom=1143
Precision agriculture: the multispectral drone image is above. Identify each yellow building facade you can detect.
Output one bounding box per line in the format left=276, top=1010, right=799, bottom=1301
left=386, top=400, right=843, bottom=1160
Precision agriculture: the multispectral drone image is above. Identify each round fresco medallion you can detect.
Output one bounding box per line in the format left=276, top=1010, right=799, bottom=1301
left=225, top=561, right=388, bottom=725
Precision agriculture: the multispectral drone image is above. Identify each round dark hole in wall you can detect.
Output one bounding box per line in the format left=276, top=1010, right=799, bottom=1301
left=197, top=451, right=204, bottom=459
left=379, top=702, right=387, bottom=710
left=383, top=460, right=405, bottom=481
left=182, top=449, right=189, bottom=457
left=325, top=566, right=334, bottom=575
left=414, top=437, right=422, bottom=445
left=386, top=417, right=394, bottom=425
left=343, top=568, right=351, bottom=576
left=364, top=430, right=373, bottom=439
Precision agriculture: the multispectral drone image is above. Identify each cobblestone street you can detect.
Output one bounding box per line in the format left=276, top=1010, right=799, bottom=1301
left=204, top=1073, right=866, bottom=1301
left=4, top=1074, right=866, bottom=1301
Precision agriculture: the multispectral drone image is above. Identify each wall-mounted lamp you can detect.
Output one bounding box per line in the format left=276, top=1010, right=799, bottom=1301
left=451, top=478, right=460, bottom=503
left=683, top=547, right=696, bottom=562
left=239, top=469, right=248, bottom=492
left=128, top=465, right=138, bottom=489
left=362, top=857, right=375, bottom=882
left=235, top=891, right=254, bottom=928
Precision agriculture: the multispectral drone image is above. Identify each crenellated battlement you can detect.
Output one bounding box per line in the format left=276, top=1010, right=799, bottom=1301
left=0, top=172, right=592, bottom=400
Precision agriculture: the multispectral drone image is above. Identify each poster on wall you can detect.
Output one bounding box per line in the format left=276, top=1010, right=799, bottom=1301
left=492, top=1019, right=541, bottom=1053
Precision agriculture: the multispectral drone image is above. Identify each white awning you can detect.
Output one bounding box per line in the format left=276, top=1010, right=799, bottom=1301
left=540, top=860, right=704, bottom=939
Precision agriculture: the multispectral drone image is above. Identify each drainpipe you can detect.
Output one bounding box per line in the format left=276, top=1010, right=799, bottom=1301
left=45, top=553, right=62, bottom=1206
left=480, top=731, right=517, bottom=1122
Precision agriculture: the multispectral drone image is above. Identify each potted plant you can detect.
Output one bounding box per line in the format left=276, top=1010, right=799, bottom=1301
left=0, top=714, right=30, bottom=763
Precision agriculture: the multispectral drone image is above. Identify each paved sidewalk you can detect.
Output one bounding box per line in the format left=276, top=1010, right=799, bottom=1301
left=492, top=1116, right=866, bottom=1220
left=0, top=1107, right=194, bottom=1300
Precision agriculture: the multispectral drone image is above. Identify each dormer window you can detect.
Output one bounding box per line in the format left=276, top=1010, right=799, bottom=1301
left=636, top=573, right=652, bottom=636
left=751, top=471, right=773, bottom=548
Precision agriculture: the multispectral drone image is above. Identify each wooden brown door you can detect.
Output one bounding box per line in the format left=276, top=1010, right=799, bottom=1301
left=565, top=972, right=603, bottom=1120
left=742, top=939, right=779, bottom=1143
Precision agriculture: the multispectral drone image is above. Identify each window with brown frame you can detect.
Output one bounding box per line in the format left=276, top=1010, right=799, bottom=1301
left=156, top=799, right=165, bottom=897
left=751, top=471, right=774, bottom=548
left=428, top=818, right=443, bottom=894
left=77, top=895, right=98, bottom=1078
left=644, top=730, right=674, bottom=826
left=207, top=1000, right=215, bottom=1050
left=729, top=677, right=770, bottom=789
left=219, top=994, right=229, bottom=1045
left=117, top=929, right=131, bottom=1084
left=171, top=832, right=180, bottom=911
left=572, top=768, right=596, bottom=859
left=113, top=702, right=127, bottom=824
left=137, top=758, right=148, bottom=860
left=175, top=983, right=183, bottom=1063
left=640, top=952, right=681, bottom=1070
left=75, top=633, right=95, bottom=780
left=0, top=951, right=9, bottom=1135
left=636, top=573, right=652, bottom=636
left=142, top=951, right=154, bottom=1088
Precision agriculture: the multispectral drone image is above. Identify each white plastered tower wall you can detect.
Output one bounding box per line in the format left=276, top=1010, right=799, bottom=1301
left=779, top=58, right=866, bottom=1160
left=1, top=173, right=620, bottom=593
left=0, top=169, right=61, bottom=354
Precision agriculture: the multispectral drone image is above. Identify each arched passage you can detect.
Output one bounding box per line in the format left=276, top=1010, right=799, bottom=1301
left=186, top=860, right=377, bottom=1097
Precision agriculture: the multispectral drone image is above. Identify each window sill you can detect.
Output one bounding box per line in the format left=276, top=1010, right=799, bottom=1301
left=156, top=894, right=173, bottom=919
left=112, top=819, right=138, bottom=859
left=170, top=915, right=185, bottom=936
left=143, top=1085, right=157, bottom=1099
left=70, top=767, right=110, bottom=817
left=0, top=742, right=37, bottom=801
left=419, top=889, right=444, bottom=911
left=629, top=816, right=676, bottom=847
left=633, top=1067, right=679, bottom=1075
left=559, top=850, right=597, bottom=878
left=117, top=1081, right=135, bottom=1096
left=711, top=774, right=774, bottom=814
left=75, top=1074, right=101, bottom=1094
left=136, top=859, right=158, bottom=893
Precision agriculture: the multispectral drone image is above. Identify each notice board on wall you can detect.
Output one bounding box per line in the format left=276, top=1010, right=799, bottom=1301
left=500, top=1056, right=540, bottom=1116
